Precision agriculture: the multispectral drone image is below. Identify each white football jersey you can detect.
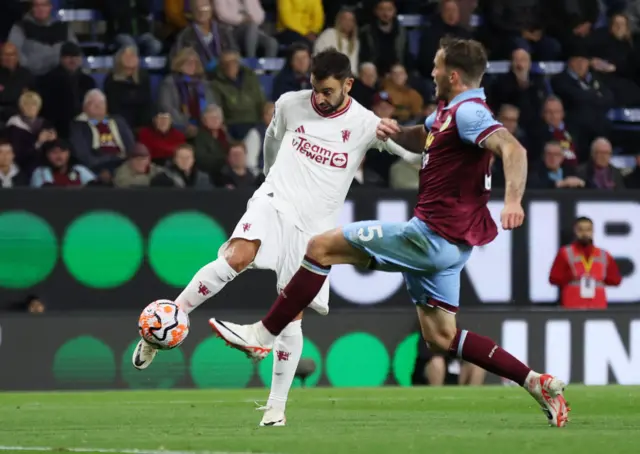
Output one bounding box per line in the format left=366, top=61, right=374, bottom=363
left=254, top=90, right=393, bottom=234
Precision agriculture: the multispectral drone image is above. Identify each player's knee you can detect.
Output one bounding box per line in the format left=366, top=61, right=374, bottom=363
left=223, top=239, right=260, bottom=272
left=422, top=325, right=457, bottom=353
left=306, top=234, right=332, bottom=266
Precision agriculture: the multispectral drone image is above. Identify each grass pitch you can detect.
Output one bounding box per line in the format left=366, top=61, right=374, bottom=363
left=0, top=386, right=639, bottom=454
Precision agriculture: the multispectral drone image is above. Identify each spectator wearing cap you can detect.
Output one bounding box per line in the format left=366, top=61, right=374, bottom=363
left=244, top=102, right=275, bottom=175
left=528, top=141, right=585, bottom=189
left=172, top=0, right=235, bottom=72
left=271, top=43, right=312, bottom=101
left=219, top=141, right=256, bottom=188
left=0, top=42, right=35, bottom=125
left=37, top=42, right=95, bottom=138
left=350, top=62, right=379, bottom=110
left=113, top=143, right=163, bottom=187
left=102, top=0, right=163, bottom=56
left=5, top=91, right=56, bottom=174
left=158, top=47, right=217, bottom=138
left=382, top=63, right=423, bottom=124
left=138, top=109, right=187, bottom=165
left=0, top=139, right=29, bottom=188
left=213, top=0, right=278, bottom=58
left=210, top=49, right=265, bottom=140
left=151, top=143, right=212, bottom=188
left=8, top=0, right=78, bottom=76
left=551, top=43, right=614, bottom=149
left=417, top=0, right=471, bottom=79
left=104, top=46, right=153, bottom=131
left=576, top=137, right=625, bottom=190
left=276, top=0, right=325, bottom=46
left=192, top=104, right=230, bottom=180
left=70, top=89, right=135, bottom=175
left=533, top=96, right=580, bottom=165
left=31, top=139, right=96, bottom=187
left=314, top=8, right=360, bottom=73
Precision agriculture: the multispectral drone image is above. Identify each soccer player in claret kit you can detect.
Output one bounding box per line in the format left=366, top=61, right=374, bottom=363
left=210, top=38, right=571, bottom=427
left=131, top=49, right=421, bottom=426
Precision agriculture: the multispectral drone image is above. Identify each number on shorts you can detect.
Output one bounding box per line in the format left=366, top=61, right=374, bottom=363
left=357, top=225, right=383, bottom=242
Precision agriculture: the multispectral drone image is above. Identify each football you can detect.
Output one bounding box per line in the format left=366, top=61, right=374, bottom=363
left=138, top=300, right=190, bottom=350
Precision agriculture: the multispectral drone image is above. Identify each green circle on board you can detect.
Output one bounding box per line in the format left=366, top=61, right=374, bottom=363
left=62, top=211, right=143, bottom=288
left=53, top=336, right=116, bottom=386
left=392, top=333, right=420, bottom=387
left=148, top=212, right=227, bottom=287
left=258, top=338, right=322, bottom=388
left=121, top=340, right=187, bottom=389
left=326, top=332, right=390, bottom=387
left=0, top=211, right=57, bottom=288
left=190, top=337, right=254, bottom=388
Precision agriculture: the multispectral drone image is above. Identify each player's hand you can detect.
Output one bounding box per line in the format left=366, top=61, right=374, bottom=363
left=376, top=118, right=401, bottom=141
left=501, top=203, right=525, bottom=230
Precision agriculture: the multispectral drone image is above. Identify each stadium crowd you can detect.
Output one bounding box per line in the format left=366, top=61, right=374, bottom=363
left=0, top=0, right=639, bottom=191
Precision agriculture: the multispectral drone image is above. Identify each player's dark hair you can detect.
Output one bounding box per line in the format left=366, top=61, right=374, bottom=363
left=574, top=216, right=593, bottom=226
left=439, top=36, right=487, bottom=86
left=310, top=48, right=353, bottom=81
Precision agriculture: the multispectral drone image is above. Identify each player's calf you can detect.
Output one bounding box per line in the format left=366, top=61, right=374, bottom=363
left=222, top=238, right=261, bottom=273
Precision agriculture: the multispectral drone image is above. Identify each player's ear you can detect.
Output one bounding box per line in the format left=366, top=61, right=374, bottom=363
left=344, top=77, right=354, bottom=94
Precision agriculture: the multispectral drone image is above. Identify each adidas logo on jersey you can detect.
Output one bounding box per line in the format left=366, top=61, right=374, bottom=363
left=295, top=125, right=306, bottom=134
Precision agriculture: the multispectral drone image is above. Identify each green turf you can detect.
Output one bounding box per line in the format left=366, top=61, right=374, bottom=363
left=0, top=386, right=639, bottom=454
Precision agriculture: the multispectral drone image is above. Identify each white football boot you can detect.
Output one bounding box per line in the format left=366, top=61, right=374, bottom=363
left=208, top=318, right=272, bottom=361
left=132, top=339, right=158, bottom=370
left=256, top=404, right=287, bottom=427
left=526, top=373, right=570, bottom=427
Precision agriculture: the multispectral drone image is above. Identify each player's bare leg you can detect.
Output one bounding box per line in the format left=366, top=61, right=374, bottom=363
left=133, top=239, right=258, bottom=370
left=416, top=306, right=570, bottom=427
left=209, top=228, right=369, bottom=358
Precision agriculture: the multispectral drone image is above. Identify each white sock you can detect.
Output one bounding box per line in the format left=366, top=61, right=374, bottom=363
left=254, top=321, right=277, bottom=346
left=266, top=320, right=303, bottom=412
left=174, top=258, right=238, bottom=314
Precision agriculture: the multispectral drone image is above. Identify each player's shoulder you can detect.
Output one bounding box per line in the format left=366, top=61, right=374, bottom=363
left=275, top=90, right=312, bottom=108
left=346, top=97, right=380, bottom=126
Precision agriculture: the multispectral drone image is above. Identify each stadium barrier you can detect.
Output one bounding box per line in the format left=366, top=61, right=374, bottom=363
left=0, top=308, right=638, bottom=390
left=0, top=188, right=638, bottom=310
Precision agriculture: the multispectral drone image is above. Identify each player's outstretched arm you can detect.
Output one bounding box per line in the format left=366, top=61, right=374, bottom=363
left=483, top=129, right=527, bottom=205
left=382, top=139, right=424, bottom=165
left=376, top=119, right=426, bottom=154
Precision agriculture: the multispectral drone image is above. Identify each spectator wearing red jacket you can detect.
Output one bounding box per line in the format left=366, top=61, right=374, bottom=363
left=549, top=216, right=622, bottom=309
left=137, top=109, right=186, bottom=165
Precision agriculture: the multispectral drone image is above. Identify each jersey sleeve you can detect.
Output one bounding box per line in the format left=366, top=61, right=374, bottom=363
left=455, top=102, right=504, bottom=146
left=423, top=111, right=437, bottom=132
left=266, top=95, right=288, bottom=141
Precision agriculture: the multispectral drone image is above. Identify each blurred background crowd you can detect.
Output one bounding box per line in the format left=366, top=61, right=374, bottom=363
left=1, top=0, right=640, bottom=192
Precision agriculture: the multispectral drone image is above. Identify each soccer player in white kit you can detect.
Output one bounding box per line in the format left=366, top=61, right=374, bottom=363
left=131, top=48, right=421, bottom=426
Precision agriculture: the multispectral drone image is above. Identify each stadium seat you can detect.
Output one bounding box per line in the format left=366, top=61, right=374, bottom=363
left=91, top=72, right=107, bottom=89
left=56, top=9, right=104, bottom=50
left=257, top=58, right=285, bottom=72
left=397, top=14, right=423, bottom=28
left=407, top=29, right=420, bottom=58
left=150, top=73, right=163, bottom=98
left=259, top=74, right=275, bottom=100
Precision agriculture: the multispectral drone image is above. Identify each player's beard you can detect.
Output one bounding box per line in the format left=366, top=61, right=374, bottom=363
left=318, top=91, right=346, bottom=115
left=434, top=75, right=451, bottom=102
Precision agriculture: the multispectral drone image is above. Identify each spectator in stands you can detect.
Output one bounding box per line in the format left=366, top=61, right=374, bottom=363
left=417, top=0, right=471, bottom=78
left=31, top=139, right=96, bottom=187
left=365, top=91, right=397, bottom=183
left=113, top=142, right=162, bottom=187
left=245, top=102, right=275, bottom=174
left=349, top=62, right=379, bottom=110
left=576, top=137, right=625, bottom=189
left=528, top=141, right=585, bottom=189
left=210, top=49, right=265, bottom=140
left=534, top=96, right=579, bottom=166
left=544, top=0, right=600, bottom=51
left=627, top=0, right=640, bottom=32
left=589, top=13, right=640, bottom=107
left=158, top=47, right=216, bottom=137
left=138, top=109, right=187, bottom=165
left=165, top=0, right=194, bottom=34
left=103, top=0, right=163, bottom=56
left=480, top=0, right=561, bottom=60
left=551, top=44, right=614, bottom=154
left=0, top=140, right=29, bottom=187
left=5, top=91, right=55, bottom=174
left=8, top=0, right=78, bottom=76
left=496, top=104, right=531, bottom=157
left=359, top=0, right=412, bottom=76
left=213, top=0, right=278, bottom=58
left=389, top=157, right=420, bottom=189
left=192, top=104, right=229, bottom=180
left=173, top=0, right=235, bottom=72
left=70, top=89, right=135, bottom=176
left=271, top=42, right=312, bottom=101
left=0, top=0, right=25, bottom=42
left=104, top=46, right=153, bottom=131
left=276, top=0, right=325, bottom=46
left=314, top=7, right=360, bottom=72
left=351, top=156, right=385, bottom=188
left=37, top=42, right=95, bottom=138
left=219, top=141, right=256, bottom=188
left=0, top=42, right=34, bottom=125
left=490, top=48, right=547, bottom=138
left=624, top=154, right=640, bottom=188
left=382, top=63, right=423, bottom=124
left=151, top=143, right=212, bottom=188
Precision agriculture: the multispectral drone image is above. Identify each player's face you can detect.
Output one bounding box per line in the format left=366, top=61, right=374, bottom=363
left=574, top=221, right=593, bottom=245
left=310, top=75, right=353, bottom=114
left=432, top=49, right=452, bottom=100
